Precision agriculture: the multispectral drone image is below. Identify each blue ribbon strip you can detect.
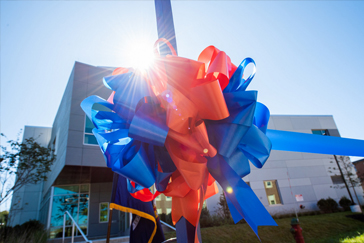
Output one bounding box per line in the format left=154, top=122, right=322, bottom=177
left=267, top=129, right=364, bottom=157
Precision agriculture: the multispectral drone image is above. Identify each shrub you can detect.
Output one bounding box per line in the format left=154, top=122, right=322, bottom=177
left=0, top=219, right=47, bottom=243
left=317, top=197, right=339, bottom=213
left=339, top=196, right=352, bottom=211
left=199, top=208, right=234, bottom=228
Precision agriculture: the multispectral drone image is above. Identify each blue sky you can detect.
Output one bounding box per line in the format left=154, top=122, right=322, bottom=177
left=1, top=1, right=364, bottom=208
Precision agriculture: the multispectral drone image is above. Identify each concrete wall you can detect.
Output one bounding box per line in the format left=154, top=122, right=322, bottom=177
left=8, top=126, right=52, bottom=226
left=66, top=62, right=113, bottom=168
left=206, top=115, right=364, bottom=216
left=43, top=62, right=113, bottom=197
left=89, top=182, right=128, bottom=238
left=43, top=66, right=75, bottom=197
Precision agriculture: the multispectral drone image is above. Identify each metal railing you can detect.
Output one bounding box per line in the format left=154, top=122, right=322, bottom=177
left=160, top=220, right=176, bottom=231
left=62, top=211, right=92, bottom=243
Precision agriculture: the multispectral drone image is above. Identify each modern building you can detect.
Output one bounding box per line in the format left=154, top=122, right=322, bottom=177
left=8, top=61, right=364, bottom=241
left=8, top=126, right=52, bottom=227
left=9, top=62, right=131, bottom=242
left=353, top=159, right=364, bottom=190
left=206, top=116, right=364, bottom=215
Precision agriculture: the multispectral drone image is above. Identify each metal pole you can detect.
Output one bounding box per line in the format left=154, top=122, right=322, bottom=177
left=71, top=221, right=75, bottom=243
left=62, top=214, right=66, bottom=243
left=106, top=208, right=113, bottom=243
left=154, top=0, right=178, bottom=56
left=154, top=1, right=201, bottom=242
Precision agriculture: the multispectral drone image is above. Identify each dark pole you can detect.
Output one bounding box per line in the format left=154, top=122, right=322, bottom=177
left=154, top=1, right=201, bottom=242
left=333, top=155, right=354, bottom=203
left=106, top=208, right=113, bottom=243
left=154, top=0, right=178, bottom=56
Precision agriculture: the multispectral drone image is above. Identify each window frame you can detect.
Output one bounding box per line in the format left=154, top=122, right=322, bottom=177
left=83, top=115, right=99, bottom=146
left=312, top=129, right=329, bottom=136
left=99, top=202, right=110, bottom=223
left=49, top=183, right=90, bottom=238
left=331, top=175, right=345, bottom=184
left=263, top=180, right=283, bottom=206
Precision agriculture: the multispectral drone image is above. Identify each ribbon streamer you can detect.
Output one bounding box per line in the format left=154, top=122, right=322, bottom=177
left=81, top=38, right=364, bottom=242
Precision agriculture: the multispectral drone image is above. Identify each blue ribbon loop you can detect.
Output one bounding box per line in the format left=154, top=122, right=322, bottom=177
left=81, top=55, right=364, bottom=239
left=224, top=58, right=256, bottom=93
left=206, top=71, right=277, bottom=234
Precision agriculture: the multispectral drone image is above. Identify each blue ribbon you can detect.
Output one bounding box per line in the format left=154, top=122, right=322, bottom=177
left=267, top=129, right=364, bottom=156
left=81, top=72, right=174, bottom=192
left=206, top=59, right=277, bottom=234
left=81, top=56, right=364, bottom=238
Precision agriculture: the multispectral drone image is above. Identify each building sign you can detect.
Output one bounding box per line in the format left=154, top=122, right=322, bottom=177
left=295, top=194, right=304, bottom=202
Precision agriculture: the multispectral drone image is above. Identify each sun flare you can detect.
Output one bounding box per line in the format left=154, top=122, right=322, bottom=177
left=126, top=39, right=155, bottom=71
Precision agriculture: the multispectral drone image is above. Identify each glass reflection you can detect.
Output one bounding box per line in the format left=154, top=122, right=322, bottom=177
left=50, top=185, right=89, bottom=238
left=100, top=203, right=108, bottom=222
left=54, top=185, right=79, bottom=195
left=51, top=195, right=78, bottom=227
left=78, top=194, right=89, bottom=225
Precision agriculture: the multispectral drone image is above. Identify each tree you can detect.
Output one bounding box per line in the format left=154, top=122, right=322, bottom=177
left=0, top=210, right=8, bottom=227
left=0, top=133, right=56, bottom=205
left=329, top=155, right=363, bottom=212
left=217, top=193, right=231, bottom=219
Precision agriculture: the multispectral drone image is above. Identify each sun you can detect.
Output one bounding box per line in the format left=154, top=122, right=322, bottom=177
left=126, top=39, right=155, bottom=71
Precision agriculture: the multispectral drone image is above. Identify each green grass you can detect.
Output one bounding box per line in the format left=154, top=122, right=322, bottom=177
left=165, top=212, right=364, bottom=243
left=341, top=232, right=364, bottom=243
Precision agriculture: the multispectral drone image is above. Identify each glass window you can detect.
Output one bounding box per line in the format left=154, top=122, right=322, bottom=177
left=312, top=129, right=328, bottom=136
left=84, top=134, right=98, bottom=145
left=264, top=180, right=282, bottom=205
left=155, top=195, right=162, bottom=201
left=77, top=226, right=87, bottom=236
left=166, top=196, right=172, bottom=201
left=265, top=181, right=273, bottom=188
left=85, top=116, right=95, bottom=134
left=51, top=195, right=79, bottom=227
left=157, top=208, right=162, bottom=214
left=166, top=208, right=172, bottom=214
left=331, top=175, right=344, bottom=184
left=54, top=185, right=79, bottom=195
left=50, top=185, right=90, bottom=238
left=53, top=137, right=58, bottom=155
left=84, top=104, right=113, bottom=145
left=79, top=194, right=89, bottom=225
left=100, top=202, right=109, bottom=223
left=80, top=185, right=89, bottom=193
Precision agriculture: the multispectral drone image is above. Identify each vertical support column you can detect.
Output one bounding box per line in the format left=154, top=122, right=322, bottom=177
left=62, top=214, right=66, bottom=243
left=47, top=186, right=54, bottom=230
left=106, top=208, right=113, bottom=243
left=71, top=221, right=75, bottom=243
left=154, top=0, right=178, bottom=56
left=154, top=1, right=201, bottom=242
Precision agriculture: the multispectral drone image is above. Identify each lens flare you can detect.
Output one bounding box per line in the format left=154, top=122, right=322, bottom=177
left=126, top=39, right=155, bottom=71
left=226, top=187, right=233, bottom=194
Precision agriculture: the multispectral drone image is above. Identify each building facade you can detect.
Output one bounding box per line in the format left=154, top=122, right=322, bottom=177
left=9, top=62, right=130, bottom=241
left=8, top=61, right=364, bottom=240
left=353, top=159, right=364, bottom=190
left=206, top=115, right=364, bottom=215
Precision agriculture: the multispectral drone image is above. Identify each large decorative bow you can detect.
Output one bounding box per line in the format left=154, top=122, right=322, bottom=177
left=81, top=39, right=364, bottom=242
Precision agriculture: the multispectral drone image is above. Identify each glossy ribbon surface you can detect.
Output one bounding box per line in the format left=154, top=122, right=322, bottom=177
left=81, top=38, right=364, bottom=242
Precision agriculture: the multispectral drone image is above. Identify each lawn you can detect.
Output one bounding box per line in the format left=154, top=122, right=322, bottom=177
left=164, top=212, right=364, bottom=243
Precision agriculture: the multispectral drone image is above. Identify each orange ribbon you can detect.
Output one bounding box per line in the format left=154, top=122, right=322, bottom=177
left=116, top=38, right=241, bottom=242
